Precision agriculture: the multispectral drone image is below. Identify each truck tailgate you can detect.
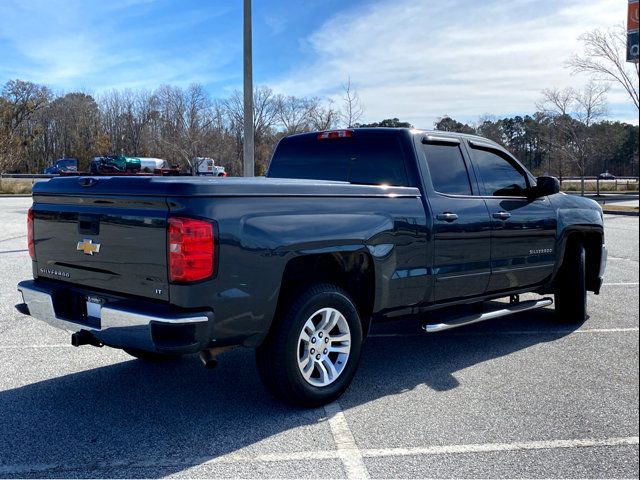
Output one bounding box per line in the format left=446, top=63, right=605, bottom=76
left=32, top=194, right=169, bottom=301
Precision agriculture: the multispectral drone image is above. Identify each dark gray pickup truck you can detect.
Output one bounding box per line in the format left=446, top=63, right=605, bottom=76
left=17, top=128, right=607, bottom=406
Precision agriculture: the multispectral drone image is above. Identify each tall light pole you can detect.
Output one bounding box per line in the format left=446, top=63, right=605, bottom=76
left=243, top=0, right=254, bottom=177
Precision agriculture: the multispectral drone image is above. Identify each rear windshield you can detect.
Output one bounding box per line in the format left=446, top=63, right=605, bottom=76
left=267, top=135, right=409, bottom=186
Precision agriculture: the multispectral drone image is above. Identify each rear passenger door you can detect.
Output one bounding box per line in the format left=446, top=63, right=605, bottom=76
left=467, top=142, right=557, bottom=292
left=419, top=136, right=492, bottom=302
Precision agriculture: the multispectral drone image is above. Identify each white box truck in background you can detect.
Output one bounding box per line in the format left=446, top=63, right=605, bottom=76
left=192, top=157, right=227, bottom=176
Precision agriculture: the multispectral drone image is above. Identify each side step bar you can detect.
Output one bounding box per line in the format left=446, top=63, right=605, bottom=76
left=422, top=297, right=553, bottom=333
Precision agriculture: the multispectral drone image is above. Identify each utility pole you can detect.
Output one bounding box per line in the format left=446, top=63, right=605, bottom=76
left=243, top=0, right=254, bottom=177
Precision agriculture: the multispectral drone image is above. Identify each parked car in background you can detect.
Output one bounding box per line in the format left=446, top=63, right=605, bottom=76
left=43, top=158, right=77, bottom=174
left=598, top=171, right=616, bottom=180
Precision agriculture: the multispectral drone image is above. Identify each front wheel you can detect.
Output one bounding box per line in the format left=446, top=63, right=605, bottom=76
left=256, top=284, right=363, bottom=407
left=554, top=242, right=587, bottom=324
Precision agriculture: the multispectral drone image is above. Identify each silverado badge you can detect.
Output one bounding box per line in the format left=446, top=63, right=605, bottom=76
left=77, top=239, right=101, bottom=255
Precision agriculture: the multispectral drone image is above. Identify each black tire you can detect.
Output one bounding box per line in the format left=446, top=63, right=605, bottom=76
left=123, top=348, right=182, bottom=363
left=256, top=284, right=363, bottom=407
left=554, top=242, right=587, bottom=324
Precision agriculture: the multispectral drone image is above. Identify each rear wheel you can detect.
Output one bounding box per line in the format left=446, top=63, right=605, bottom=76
left=123, top=348, right=182, bottom=363
left=256, top=284, right=363, bottom=407
left=554, top=242, right=587, bottom=324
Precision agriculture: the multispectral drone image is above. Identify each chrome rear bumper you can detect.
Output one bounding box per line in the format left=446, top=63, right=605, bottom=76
left=17, top=280, right=212, bottom=353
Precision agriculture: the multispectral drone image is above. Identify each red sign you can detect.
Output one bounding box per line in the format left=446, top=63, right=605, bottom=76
left=629, top=1, right=639, bottom=30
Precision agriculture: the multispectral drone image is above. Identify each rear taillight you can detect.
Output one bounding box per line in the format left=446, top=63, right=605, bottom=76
left=317, top=129, right=353, bottom=140
left=27, top=208, right=35, bottom=260
left=168, top=217, right=214, bottom=282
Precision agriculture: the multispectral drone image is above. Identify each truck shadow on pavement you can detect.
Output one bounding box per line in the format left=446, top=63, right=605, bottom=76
left=0, top=307, right=579, bottom=478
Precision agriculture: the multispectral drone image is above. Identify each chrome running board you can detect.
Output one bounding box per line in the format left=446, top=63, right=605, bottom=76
left=422, top=297, right=553, bottom=333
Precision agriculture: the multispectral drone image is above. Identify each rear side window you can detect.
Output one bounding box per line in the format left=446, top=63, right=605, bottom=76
left=422, top=144, right=472, bottom=195
left=268, top=135, right=409, bottom=186
left=471, top=148, right=528, bottom=197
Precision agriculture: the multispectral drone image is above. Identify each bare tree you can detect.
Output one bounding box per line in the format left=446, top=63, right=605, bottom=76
left=226, top=86, right=278, bottom=140
left=275, top=95, right=313, bottom=135
left=99, top=89, right=125, bottom=154
left=225, top=86, right=278, bottom=174
left=538, top=83, right=609, bottom=194
left=341, top=78, right=364, bottom=128
left=47, top=93, right=103, bottom=169
left=308, top=98, right=339, bottom=131
left=99, top=89, right=158, bottom=156
left=574, top=82, right=609, bottom=127
left=123, top=89, right=156, bottom=156
left=0, top=80, right=51, bottom=172
left=568, top=25, right=639, bottom=110
left=536, top=87, right=575, bottom=116
left=151, top=84, right=216, bottom=173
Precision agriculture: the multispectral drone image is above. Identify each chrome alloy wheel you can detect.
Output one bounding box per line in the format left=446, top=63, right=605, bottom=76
left=297, top=307, right=351, bottom=387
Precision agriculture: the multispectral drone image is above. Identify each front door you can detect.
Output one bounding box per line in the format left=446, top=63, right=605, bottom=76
left=468, top=144, right=557, bottom=292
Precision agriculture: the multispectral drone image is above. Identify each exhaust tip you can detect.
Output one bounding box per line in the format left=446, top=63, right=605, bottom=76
left=198, top=350, right=219, bottom=369
left=198, top=346, right=236, bottom=369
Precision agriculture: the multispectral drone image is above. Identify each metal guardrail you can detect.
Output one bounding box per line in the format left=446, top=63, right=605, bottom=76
left=0, top=174, right=56, bottom=179
left=562, top=176, right=639, bottom=181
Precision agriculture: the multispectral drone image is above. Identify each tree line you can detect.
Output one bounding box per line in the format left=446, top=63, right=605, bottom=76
left=1, top=77, right=637, bottom=179
left=0, top=79, right=361, bottom=176
left=435, top=83, right=639, bottom=179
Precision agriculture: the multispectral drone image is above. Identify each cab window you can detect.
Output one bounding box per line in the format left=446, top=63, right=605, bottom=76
left=471, top=148, right=529, bottom=197
left=268, top=135, right=409, bottom=186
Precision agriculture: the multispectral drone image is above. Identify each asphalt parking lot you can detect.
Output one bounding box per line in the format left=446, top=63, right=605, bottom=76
left=0, top=196, right=638, bottom=479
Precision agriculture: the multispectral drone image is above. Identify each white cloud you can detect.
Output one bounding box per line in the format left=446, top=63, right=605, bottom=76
left=271, top=0, right=637, bottom=127
left=0, top=0, right=235, bottom=92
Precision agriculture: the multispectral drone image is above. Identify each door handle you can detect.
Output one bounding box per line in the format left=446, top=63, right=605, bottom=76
left=436, top=212, right=459, bottom=222
left=493, top=211, right=511, bottom=220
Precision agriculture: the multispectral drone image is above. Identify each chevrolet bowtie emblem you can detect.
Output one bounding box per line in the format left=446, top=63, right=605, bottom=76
left=77, top=239, right=101, bottom=255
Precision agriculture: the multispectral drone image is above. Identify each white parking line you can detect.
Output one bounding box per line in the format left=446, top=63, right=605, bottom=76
left=0, top=344, right=73, bottom=349
left=361, top=436, right=640, bottom=458
left=0, top=436, right=636, bottom=476
left=324, top=401, right=370, bottom=479
left=575, top=328, right=640, bottom=333
left=603, top=282, right=639, bottom=286
left=607, top=256, right=639, bottom=263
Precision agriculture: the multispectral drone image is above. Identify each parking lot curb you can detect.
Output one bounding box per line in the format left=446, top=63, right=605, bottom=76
left=602, top=209, right=639, bottom=216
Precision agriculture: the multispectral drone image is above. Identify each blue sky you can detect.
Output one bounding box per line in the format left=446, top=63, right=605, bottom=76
left=0, top=0, right=637, bottom=128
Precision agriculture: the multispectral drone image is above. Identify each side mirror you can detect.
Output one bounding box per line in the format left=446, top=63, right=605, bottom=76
left=533, top=176, right=560, bottom=197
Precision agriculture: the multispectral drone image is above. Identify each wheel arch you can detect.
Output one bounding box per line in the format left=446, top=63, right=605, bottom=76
left=555, top=226, right=604, bottom=293
left=274, top=251, right=376, bottom=338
